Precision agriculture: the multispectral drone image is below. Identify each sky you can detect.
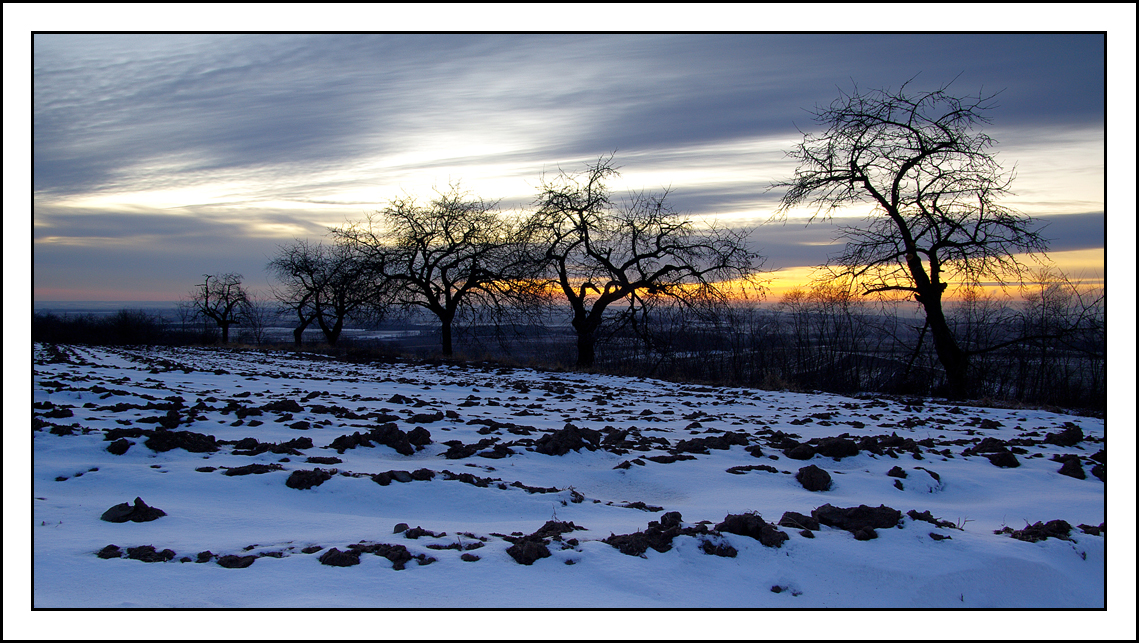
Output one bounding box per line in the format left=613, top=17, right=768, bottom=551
left=10, top=11, right=1129, bottom=304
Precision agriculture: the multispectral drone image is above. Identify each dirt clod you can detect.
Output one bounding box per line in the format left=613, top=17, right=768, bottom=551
left=100, top=497, right=166, bottom=523
left=1009, top=519, right=1072, bottom=543
left=285, top=468, right=333, bottom=490
left=506, top=539, right=550, bottom=565
left=217, top=554, right=256, bottom=568
left=715, top=512, right=789, bottom=548
left=796, top=465, right=832, bottom=492
left=318, top=547, right=360, bottom=567
left=813, top=504, right=901, bottom=537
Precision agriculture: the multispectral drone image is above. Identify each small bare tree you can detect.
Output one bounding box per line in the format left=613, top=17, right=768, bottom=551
left=772, top=79, right=1048, bottom=399
left=236, top=298, right=274, bottom=346
left=530, top=155, right=763, bottom=368
left=187, top=273, right=249, bottom=344
left=1014, top=269, right=1106, bottom=404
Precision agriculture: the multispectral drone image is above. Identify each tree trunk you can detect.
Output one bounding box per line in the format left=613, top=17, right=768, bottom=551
left=905, top=250, right=970, bottom=399
left=576, top=330, right=596, bottom=368
left=440, top=317, right=454, bottom=357
left=326, top=323, right=342, bottom=347
left=293, top=318, right=311, bottom=347
left=220, top=322, right=231, bottom=344
left=920, top=295, right=970, bottom=399
left=317, top=315, right=344, bottom=347
left=572, top=312, right=601, bottom=368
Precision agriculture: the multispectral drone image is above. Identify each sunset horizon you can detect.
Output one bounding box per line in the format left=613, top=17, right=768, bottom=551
left=25, top=31, right=1109, bottom=305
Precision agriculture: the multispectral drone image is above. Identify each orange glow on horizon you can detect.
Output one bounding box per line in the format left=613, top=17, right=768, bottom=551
left=759, top=248, right=1105, bottom=305
left=32, top=248, right=1102, bottom=305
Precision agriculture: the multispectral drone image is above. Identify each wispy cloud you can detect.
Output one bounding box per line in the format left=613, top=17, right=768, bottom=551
left=31, top=33, right=1106, bottom=300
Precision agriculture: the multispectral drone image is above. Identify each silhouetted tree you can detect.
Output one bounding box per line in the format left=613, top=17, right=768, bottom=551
left=779, top=288, right=813, bottom=372
left=1013, top=269, right=1106, bottom=405
left=236, top=299, right=274, bottom=346
left=334, top=184, right=539, bottom=357
left=268, top=238, right=381, bottom=346
left=187, top=273, right=249, bottom=344
left=530, top=155, right=763, bottom=367
left=773, top=79, right=1048, bottom=399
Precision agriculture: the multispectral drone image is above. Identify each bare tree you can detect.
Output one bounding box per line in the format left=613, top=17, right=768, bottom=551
left=334, top=184, right=538, bottom=357
left=175, top=299, right=201, bottom=339
left=772, top=79, right=1048, bottom=399
left=774, top=280, right=870, bottom=392
left=779, top=287, right=813, bottom=372
left=530, top=156, right=763, bottom=368
left=1014, top=268, right=1106, bottom=404
left=267, top=238, right=381, bottom=347
left=187, top=273, right=249, bottom=344
left=236, top=298, right=274, bottom=346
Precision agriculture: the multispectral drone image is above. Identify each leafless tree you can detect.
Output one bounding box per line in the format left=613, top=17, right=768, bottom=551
left=267, top=238, right=382, bottom=347
left=779, top=288, right=813, bottom=371
left=237, top=298, right=274, bottom=346
left=772, top=79, right=1048, bottom=399
left=530, top=155, right=763, bottom=368
left=1014, top=268, right=1106, bottom=403
left=333, top=184, right=540, bottom=357
left=774, top=280, right=871, bottom=391
left=175, top=299, right=200, bottom=337
left=187, top=273, right=249, bottom=344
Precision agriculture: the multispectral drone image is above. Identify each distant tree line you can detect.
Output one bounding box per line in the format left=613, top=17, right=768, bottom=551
left=588, top=271, right=1104, bottom=412
left=32, top=308, right=205, bottom=346
left=32, top=274, right=276, bottom=347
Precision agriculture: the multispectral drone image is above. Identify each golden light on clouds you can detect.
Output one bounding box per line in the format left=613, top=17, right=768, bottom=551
left=1031, top=248, right=1105, bottom=282
left=29, top=33, right=1106, bottom=302
left=993, top=125, right=1105, bottom=216
left=764, top=266, right=824, bottom=300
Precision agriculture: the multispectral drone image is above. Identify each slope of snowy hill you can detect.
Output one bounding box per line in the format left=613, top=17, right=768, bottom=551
left=28, top=344, right=1111, bottom=616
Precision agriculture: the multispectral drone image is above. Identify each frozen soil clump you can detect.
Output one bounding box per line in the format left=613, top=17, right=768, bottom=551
left=715, top=512, right=789, bottom=548
left=327, top=423, right=421, bottom=455
left=813, top=504, right=902, bottom=540
left=320, top=542, right=435, bottom=570
left=796, top=465, right=832, bottom=491
left=143, top=429, right=218, bottom=453
left=127, top=545, right=176, bottom=563
left=286, top=468, right=333, bottom=490
left=604, top=511, right=787, bottom=558
left=778, top=511, right=820, bottom=531
left=100, top=497, right=166, bottom=523
left=671, top=431, right=749, bottom=455
left=1001, top=519, right=1073, bottom=543
left=217, top=554, right=257, bottom=568
left=605, top=511, right=708, bottom=557
left=505, top=520, right=586, bottom=565
left=534, top=424, right=602, bottom=456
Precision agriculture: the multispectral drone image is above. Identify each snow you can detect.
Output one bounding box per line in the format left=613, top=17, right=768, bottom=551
left=13, top=344, right=1135, bottom=636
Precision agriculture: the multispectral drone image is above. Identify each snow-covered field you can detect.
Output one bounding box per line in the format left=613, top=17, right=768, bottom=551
left=21, top=343, right=1125, bottom=625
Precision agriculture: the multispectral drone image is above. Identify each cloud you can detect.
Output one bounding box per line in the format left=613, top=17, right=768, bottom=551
left=36, top=34, right=1104, bottom=198
left=1033, top=212, right=1107, bottom=253
left=35, top=35, right=391, bottom=198
left=30, top=34, right=1106, bottom=300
